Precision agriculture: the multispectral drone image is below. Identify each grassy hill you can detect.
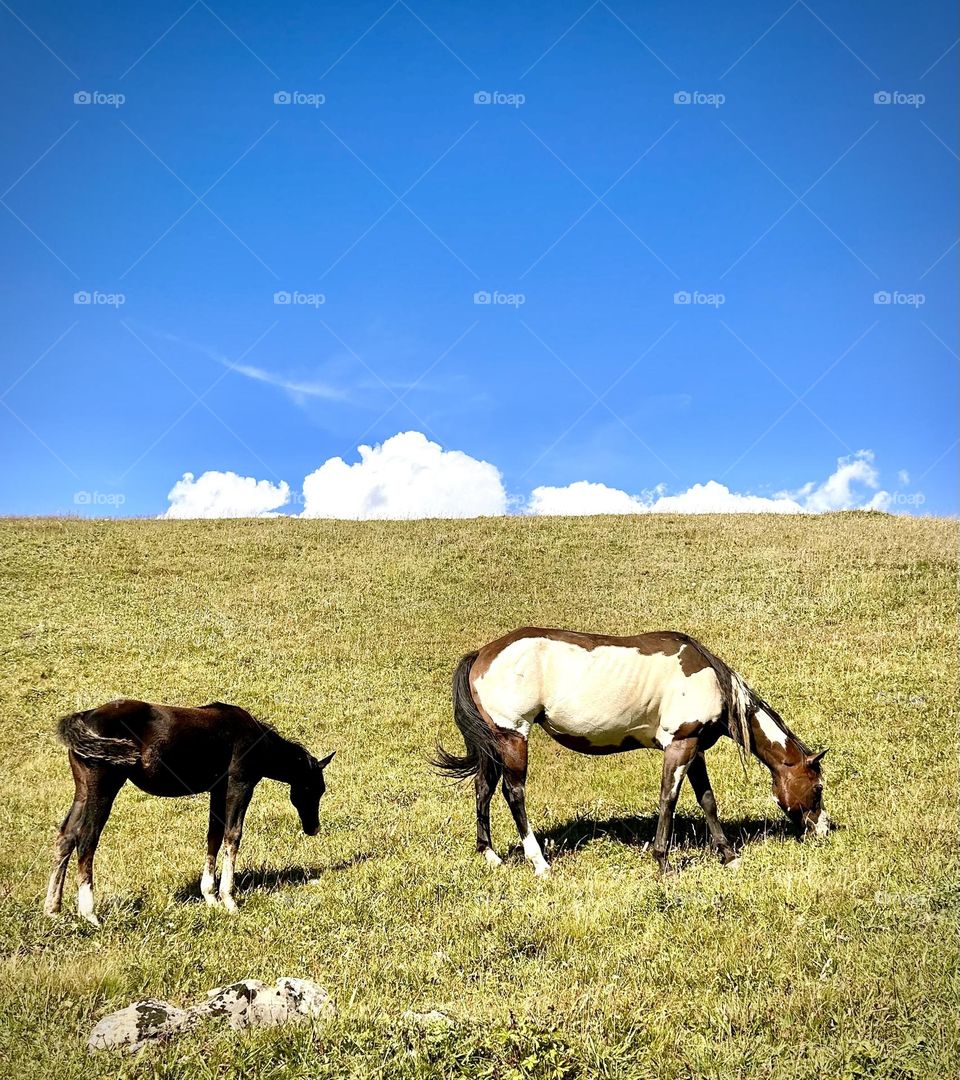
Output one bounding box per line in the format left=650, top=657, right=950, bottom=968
left=0, top=514, right=956, bottom=1079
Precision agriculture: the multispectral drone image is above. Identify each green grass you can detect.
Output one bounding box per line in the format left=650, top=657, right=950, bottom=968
left=0, top=513, right=956, bottom=1079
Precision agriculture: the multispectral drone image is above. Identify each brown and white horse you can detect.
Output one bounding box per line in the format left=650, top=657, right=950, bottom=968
left=45, top=700, right=335, bottom=925
left=434, top=628, right=830, bottom=876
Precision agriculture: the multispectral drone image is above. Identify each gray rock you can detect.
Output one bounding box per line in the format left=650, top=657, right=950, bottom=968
left=88, top=978, right=335, bottom=1052
left=87, top=998, right=192, bottom=1053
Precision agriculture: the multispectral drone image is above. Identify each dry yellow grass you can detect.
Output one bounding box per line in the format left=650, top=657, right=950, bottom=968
left=0, top=513, right=956, bottom=1078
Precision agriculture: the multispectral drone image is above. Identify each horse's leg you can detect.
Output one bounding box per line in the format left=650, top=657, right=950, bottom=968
left=218, top=779, right=255, bottom=913
left=74, top=768, right=125, bottom=926
left=499, top=733, right=550, bottom=878
left=652, top=738, right=699, bottom=875
left=201, top=782, right=226, bottom=906
left=44, top=776, right=87, bottom=917
left=475, top=755, right=503, bottom=867
left=686, top=752, right=738, bottom=866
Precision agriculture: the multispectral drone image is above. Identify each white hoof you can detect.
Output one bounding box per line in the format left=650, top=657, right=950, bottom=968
left=724, top=857, right=741, bottom=871
left=482, top=849, right=503, bottom=868
left=80, top=911, right=101, bottom=928
left=220, top=895, right=238, bottom=913
left=533, top=864, right=551, bottom=879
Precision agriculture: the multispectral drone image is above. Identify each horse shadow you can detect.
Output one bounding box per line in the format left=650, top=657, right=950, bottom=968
left=508, top=811, right=794, bottom=865
left=174, top=850, right=375, bottom=903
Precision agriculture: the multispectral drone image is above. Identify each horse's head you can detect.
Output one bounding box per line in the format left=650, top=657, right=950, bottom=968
left=290, top=750, right=335, bottom=836
left=772, top=749, right=831, bottom=837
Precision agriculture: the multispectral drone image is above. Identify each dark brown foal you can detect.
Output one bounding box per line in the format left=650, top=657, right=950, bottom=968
left=45, top=700, right=334, bottom=925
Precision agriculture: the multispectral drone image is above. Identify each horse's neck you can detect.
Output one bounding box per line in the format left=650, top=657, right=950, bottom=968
left=263, top=733, right=306, bottom=784
left=747, top=707, right=805, bottom=773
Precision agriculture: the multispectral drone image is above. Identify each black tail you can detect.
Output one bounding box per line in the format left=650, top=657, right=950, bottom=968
left=431, top=651, right=500, bottom=781
left=57, top=711, right=140, bottom=766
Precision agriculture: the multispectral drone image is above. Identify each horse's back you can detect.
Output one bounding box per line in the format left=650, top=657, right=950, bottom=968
left=83, top=700, right=255, bottom=795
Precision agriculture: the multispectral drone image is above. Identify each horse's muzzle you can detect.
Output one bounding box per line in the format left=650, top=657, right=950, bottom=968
left=804, top=810, right=832, bottom=838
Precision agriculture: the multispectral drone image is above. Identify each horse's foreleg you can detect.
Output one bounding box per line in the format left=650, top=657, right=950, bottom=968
left=74, top=771, right=124, bottom=926
left=686, top=752, right=738, bottom=866
left=475, top=755, right=503, bottom=867
left=44, top=794, right=85, bottom=917
left=653, top=738, right=699, bottom=875
left=202, top=784, right=226, bottom=906
left=219, top=780, right=254, bottom=913
left=500, top=734, right=550, bottom=878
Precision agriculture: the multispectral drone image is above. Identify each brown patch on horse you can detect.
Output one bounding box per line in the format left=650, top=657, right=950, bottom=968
left=544, top=729, right=651, bottom=756
left=677, top=643, right=710, bottom=677
left=496, top=730, right=529, bottom=773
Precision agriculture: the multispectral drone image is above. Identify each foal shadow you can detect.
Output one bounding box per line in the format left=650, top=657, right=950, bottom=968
left=174, top=850, right=375, bottom=903
left=513, top=812, right=793, bottom=865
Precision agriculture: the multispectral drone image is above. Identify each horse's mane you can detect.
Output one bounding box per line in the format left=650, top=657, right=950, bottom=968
left=748, top=690, right=812, bottom=756
left=202, top=703, right=313, bottom=762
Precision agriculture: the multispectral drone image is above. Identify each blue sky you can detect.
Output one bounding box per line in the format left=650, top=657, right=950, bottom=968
left=1, top=0, right=956, bottom=517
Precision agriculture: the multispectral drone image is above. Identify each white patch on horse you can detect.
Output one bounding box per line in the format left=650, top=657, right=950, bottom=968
left=482, top=847, right=503, bottom=867
left=670, top=761, right=689, bottom=798
left=201, top=859, right=218, bottom=905
left=756, top=707, right=787, bottom=747
left=521, top=830, right=550, bottom=877
left=219, top=848, right=238, bottom=912
left=78, top=882, right=98, bottom=925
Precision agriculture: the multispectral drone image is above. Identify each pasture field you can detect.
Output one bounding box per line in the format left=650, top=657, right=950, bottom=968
left=0, top=513, right=956, bottom=1079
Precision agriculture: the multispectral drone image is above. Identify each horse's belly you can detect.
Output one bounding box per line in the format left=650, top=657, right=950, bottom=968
left=540, top=644, right=674, bottom=750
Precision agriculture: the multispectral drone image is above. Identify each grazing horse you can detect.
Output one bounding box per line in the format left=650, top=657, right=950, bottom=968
left=44, top=699, right=335, bottom=925
left=433, top=628, right=830, bottom=876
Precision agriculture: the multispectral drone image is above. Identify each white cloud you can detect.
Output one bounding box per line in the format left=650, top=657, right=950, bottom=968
left=160, top=438, right=894, bottom=520
left=528, top=451, right=890, bottom=516
left=528, top=480, right=651, bottom=516
left=151, top=329, right=345, bottom=401
left=300, top=431, right=507, bottom=519
left=650, top=481, right=803, bottom=514
left=161, top=471, right=290, bottom=519
left=793, top=450, right=890, bottom=512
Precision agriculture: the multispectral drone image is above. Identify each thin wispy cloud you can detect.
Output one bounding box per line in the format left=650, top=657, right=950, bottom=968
left=148, top=327, right=348, bottom=402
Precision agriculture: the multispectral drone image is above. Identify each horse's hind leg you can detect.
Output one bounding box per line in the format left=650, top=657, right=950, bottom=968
left=686, top=752, right=738, bottom=866
left=201, top=783, right=226, bottom=905
left=499, top=734, right=550, bottom=878
left=44, top=790, right=85, bottom=917
left=74, top=769, right=125, bottom=926
left=475, top=755, right=503, bottom=867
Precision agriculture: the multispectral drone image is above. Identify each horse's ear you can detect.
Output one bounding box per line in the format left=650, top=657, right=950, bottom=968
left=807, top=749, right=828, bottom=766
left=316, top=751, right=336, bottom=771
